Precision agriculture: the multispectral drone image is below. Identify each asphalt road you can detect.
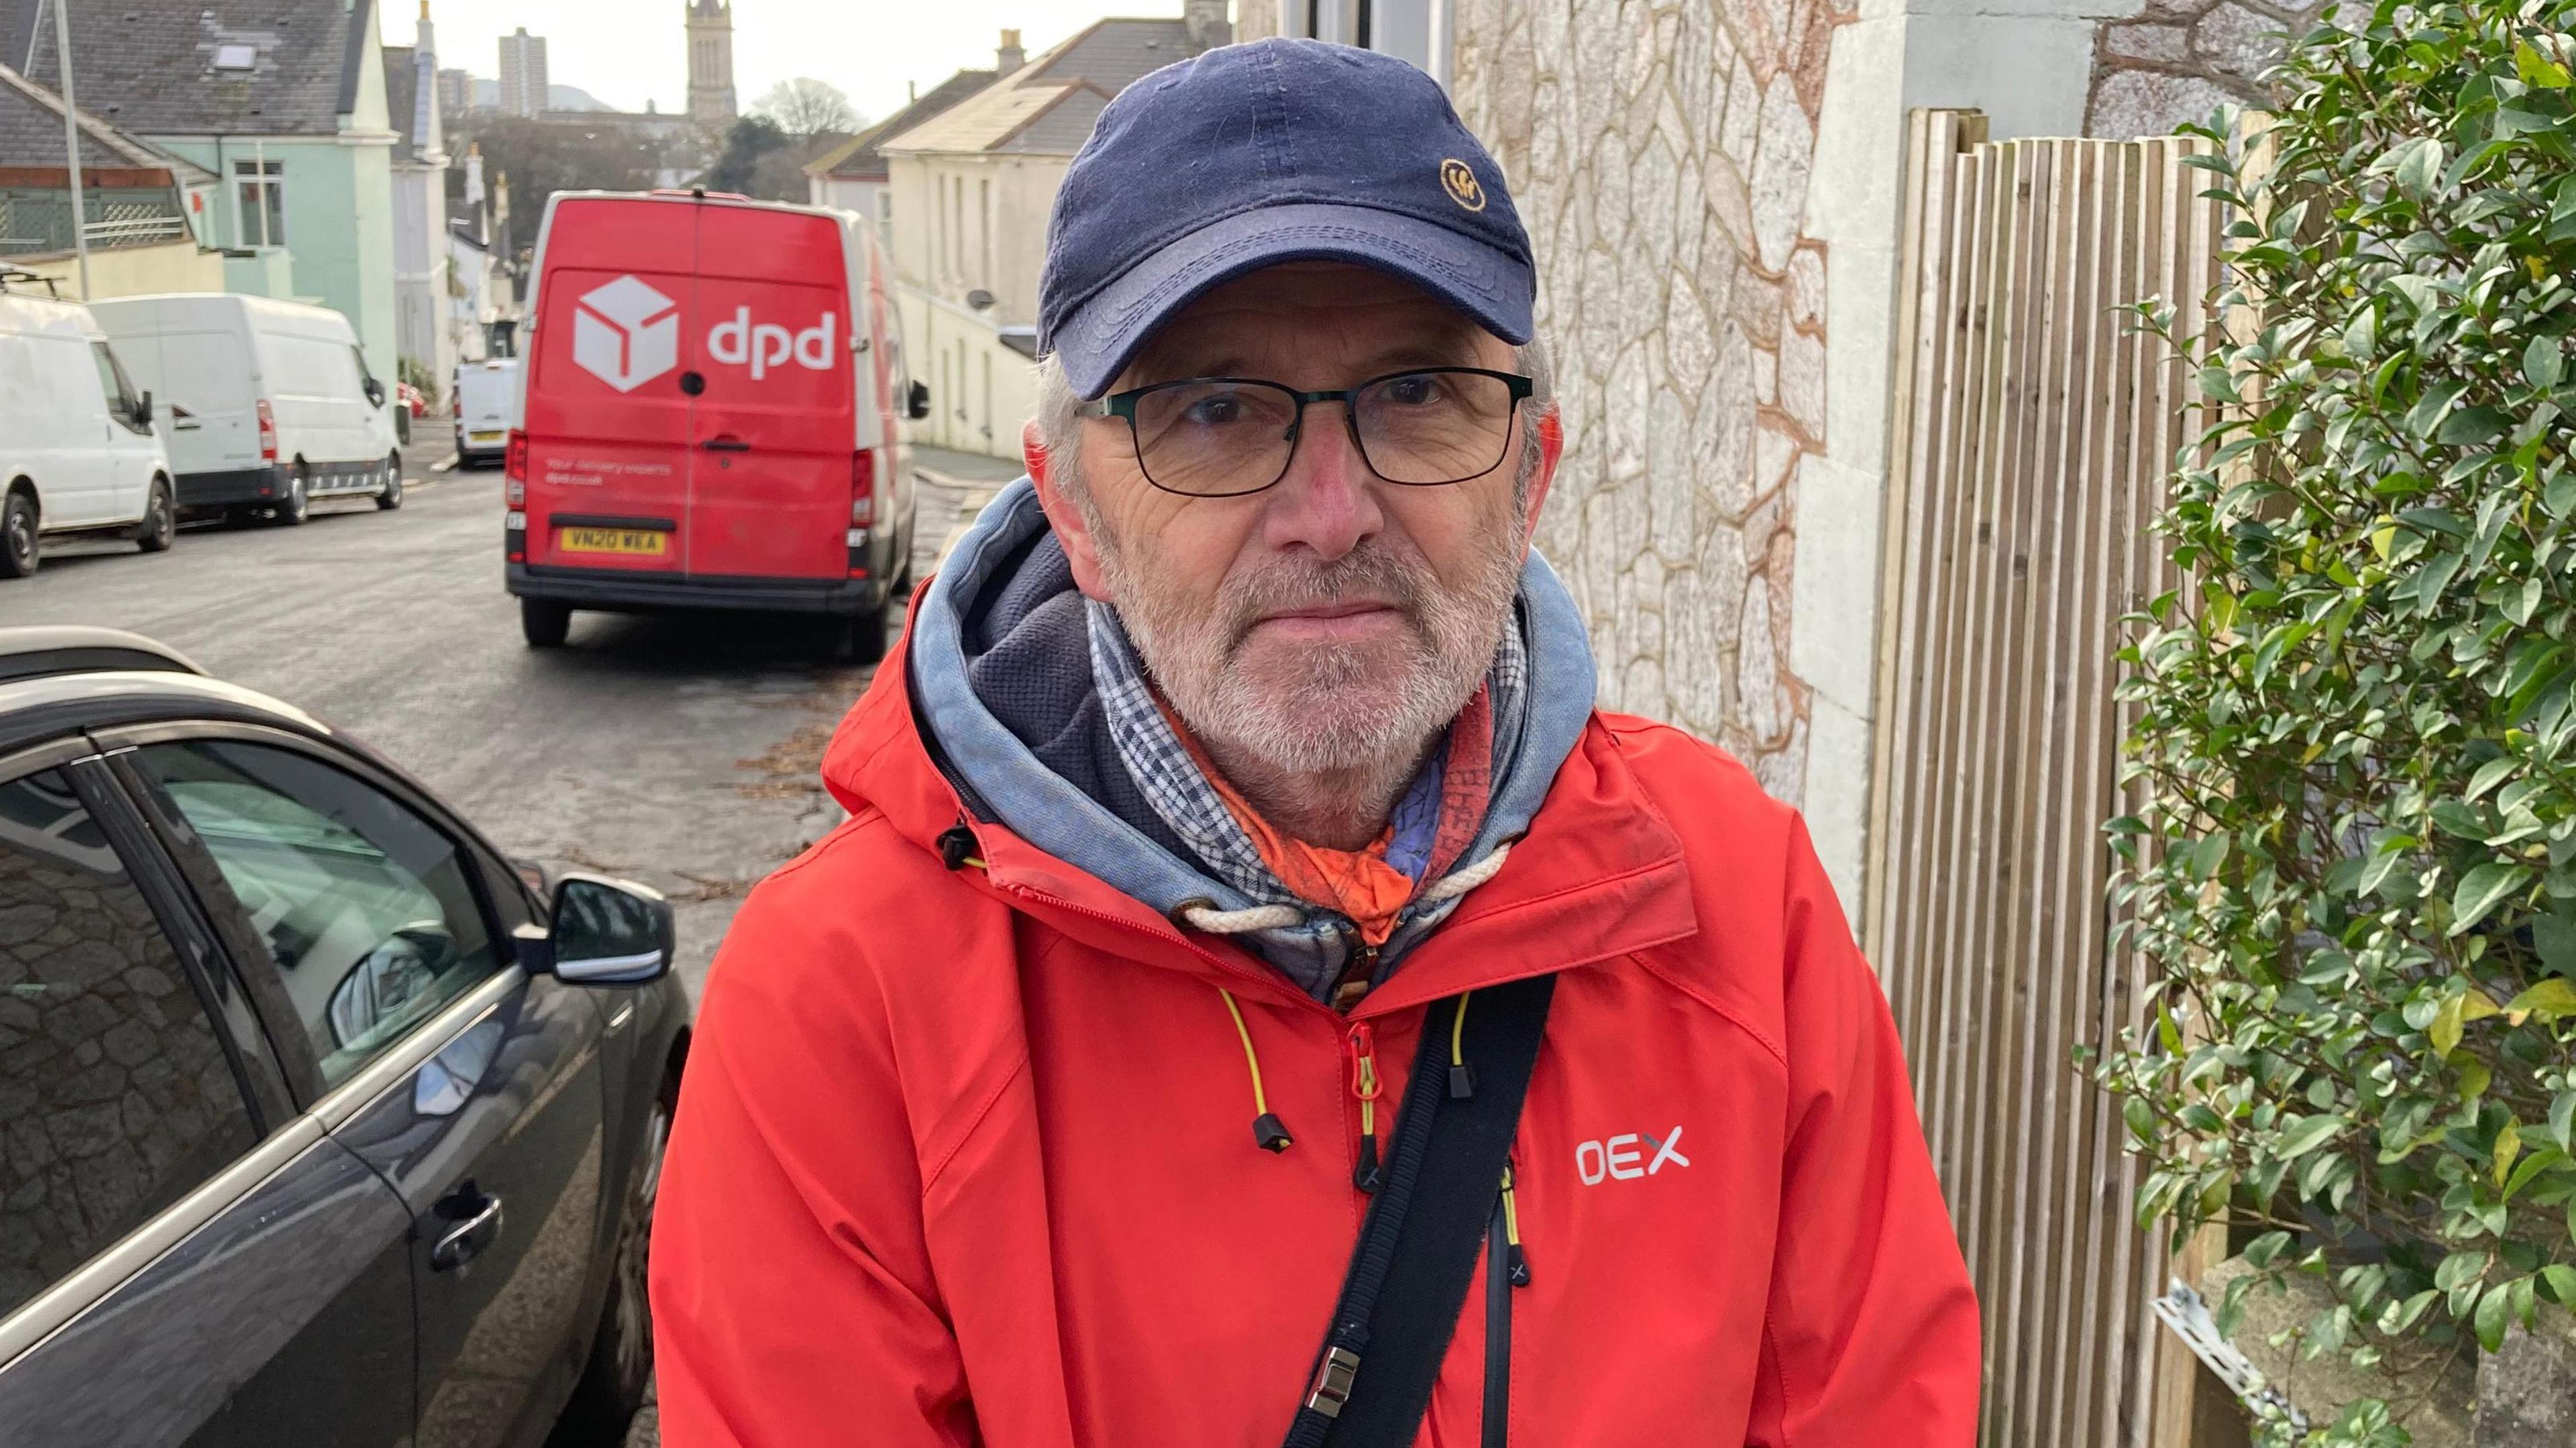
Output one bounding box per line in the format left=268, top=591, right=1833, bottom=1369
left=0, top=427, right=1019, bottom=1006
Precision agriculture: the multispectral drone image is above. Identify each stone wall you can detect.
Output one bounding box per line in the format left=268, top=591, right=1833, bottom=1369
left=2086, top=0, right=2322, bottom=137
left=1452, top=0, right=1849, bottom=804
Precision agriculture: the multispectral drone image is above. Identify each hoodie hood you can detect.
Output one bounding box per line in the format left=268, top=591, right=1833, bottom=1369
left=875, top=479, right=1596, bottom=986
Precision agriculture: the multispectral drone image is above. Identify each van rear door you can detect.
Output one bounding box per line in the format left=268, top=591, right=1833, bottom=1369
left=521, top=197, right=696, bottom=577
left=684, top=204, right=852, bottom=582
left=150, top=326, right=261, bottom=477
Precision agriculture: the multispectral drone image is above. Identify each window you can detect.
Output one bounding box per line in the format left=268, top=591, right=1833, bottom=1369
left=0, top=769, right=258, bottom=1322
left=89, top=342, right=146, bottom=433
left=233, top=159, right=285, bottom=249
left=347, top=345, right=377, bottom=400
left=211, top=42, right=258, bottom=72
left=134, top=742, right=498, bottom=1089
left=979, top=178, right=991, bottom=288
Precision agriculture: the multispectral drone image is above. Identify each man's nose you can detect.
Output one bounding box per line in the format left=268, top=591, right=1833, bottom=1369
left=1260, top=404, right=1383, bottom=561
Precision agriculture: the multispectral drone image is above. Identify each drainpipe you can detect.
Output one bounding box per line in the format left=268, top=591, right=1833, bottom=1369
left=51, top=0, right=89, bottom=298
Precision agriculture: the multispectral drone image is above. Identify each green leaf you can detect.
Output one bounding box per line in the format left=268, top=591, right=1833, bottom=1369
left=2392, top=136, right=2449, bottom=199
left=2466, top=757, right=2520, bottom=801
left=2407, top=381, right=2469, bottom=437
left=2276, top=1113, right=2345, bottom=1160
left=2497, top=1119, right=2523, bottom=1188
left=2530, top=336, right=2567, bottom=392
left=2538, top=909, right=2576, bottom=976
left=2475, top=1280, right=2512, bottom=1351
left=2432, top=991, right=2468, bottom=1056
left=2452, top=862, right=2536, bottom=935
left=2438, top=405, right=2508, bottom=445
left=2543, top=1266, right=2576, bottom=1307
left=2518, top=39, right=2575, bottom=89
left=2552, top=1089, right=2576, bottom=1152
left=2508, top=978, right=2576, bottom=1019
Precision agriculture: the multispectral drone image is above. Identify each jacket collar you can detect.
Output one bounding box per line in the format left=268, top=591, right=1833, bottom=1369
left=824, top=491, right=1699, bottom=1015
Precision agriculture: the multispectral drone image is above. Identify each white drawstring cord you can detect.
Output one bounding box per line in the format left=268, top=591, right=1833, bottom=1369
left=1175, top=840, right=1515, bottom=935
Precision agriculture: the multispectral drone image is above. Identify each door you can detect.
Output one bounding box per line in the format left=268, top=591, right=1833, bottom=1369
left=521, top=197, right=697, bottom=579
left=91, top=341, right=157, bottom=521
left=38, top=331, right=112, bottom=528
left=0, top=750, right=413, bottom=1448
left=685, top=203, right=854, bottom=581
left=120, top=734, right=609, bottom=1448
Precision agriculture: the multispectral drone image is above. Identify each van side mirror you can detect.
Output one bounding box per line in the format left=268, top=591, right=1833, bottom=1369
left=132, top=390, right=154, bottom=431
left=527, top=871, right=674, bottom=985
left=364, top=377, right=387, bottom=408
left=906, top=379, right=930, bottom=420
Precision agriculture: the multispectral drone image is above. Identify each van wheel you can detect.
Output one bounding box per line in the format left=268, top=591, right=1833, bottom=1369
left=853, top=600, right=889, bottom=665
left=522, top=598, right=572, bottom=649
left=276, top=465, right=311, bottom=526
left=0, top=491, right=36, bottom=579
left=376, top=457, right=405, bottom=510
left=135, top=478, right=176, bottom=553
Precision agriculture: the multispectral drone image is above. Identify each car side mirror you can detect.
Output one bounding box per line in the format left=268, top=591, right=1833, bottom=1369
left=132, top=390, right=154, bottom=431
left=906, top=379, right=931, bottom=420
left=529, top=871, right=674, bottom=985
left=364, top=377, right=387, bottom=408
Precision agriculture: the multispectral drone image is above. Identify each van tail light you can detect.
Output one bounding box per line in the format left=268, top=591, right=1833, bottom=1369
left=849, top=450, right=876, bottom=528
left=505, top=431, right=531, bottom=562
left=256, top=399, right=278, bottom=463
left=848, top=450, right=876, bottom=579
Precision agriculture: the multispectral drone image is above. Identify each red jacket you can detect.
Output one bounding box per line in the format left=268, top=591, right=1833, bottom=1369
left=650, top=627, right=1980, bottom=1445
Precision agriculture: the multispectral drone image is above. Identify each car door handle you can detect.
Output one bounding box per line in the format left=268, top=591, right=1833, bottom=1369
left=429, top=1191, right=504, bottom=1272
left=700, top=436, right=751, bottom=452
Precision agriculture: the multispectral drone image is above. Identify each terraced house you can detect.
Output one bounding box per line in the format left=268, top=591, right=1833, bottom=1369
left=3, top=0, right=402, bottom=379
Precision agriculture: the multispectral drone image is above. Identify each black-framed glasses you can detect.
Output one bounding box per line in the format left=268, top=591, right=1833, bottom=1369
left=1083, top=367, right=1536, bottom=498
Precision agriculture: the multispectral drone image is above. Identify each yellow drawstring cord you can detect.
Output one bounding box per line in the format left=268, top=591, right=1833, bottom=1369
left=1221, top=989, right=1292, bottom=1152
left=1447, top=989, right=1477, bottom=1099
left=1500, top=1159, right=1530, bottom=1286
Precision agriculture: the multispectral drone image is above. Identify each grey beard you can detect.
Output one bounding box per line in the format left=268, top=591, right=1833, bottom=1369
left=1102, top=529, right=1523, bottom=778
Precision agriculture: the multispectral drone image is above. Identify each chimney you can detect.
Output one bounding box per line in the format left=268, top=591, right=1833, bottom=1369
left=996, top=28, right=1026, bottom=73
left=1183, top=0, right=1230, bottom=52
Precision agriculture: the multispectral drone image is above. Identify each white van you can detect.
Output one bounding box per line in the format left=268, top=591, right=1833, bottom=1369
left=453, top=356, right=520, bottom=467
left=0, top=288, right=178, bottom=578
left=89, top=294, right=402, bottom=525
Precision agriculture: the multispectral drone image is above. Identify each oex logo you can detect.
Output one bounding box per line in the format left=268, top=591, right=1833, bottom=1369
left=571, top=276, right=680, bottom=393
left=710, top=308, right=837, bottom=381
left=1574, top=1126, right=1690, bottom=1184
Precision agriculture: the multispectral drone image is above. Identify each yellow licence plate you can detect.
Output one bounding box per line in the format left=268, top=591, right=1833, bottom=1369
left=469, top=430, right=506, bottom=443
left=561, top=527, right=667, bottom=556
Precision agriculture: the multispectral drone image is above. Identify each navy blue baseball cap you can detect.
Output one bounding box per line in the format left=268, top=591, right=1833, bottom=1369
left=1038, top=38, right=1534, bottom=398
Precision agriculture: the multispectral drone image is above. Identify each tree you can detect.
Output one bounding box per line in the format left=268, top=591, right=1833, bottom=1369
left=706, top=115, right=797, bottom=201
left=447, top=115, right=688, bottom=256
left=754, top=77, right=862, bottom=138
left=2103, top=1, right=2576, bottom=1441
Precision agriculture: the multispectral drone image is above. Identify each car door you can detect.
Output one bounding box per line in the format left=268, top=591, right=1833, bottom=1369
left=114, top=728, right=610, bottom=1448
left=91, top=341, right=156, bottom=521
left=41, top=331, right=111, bottom=528
left=0, top=740, right=414, bottom=1448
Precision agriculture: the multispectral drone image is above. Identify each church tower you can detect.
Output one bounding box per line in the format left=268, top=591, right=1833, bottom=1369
left=686, top=0, right=737, bottom=124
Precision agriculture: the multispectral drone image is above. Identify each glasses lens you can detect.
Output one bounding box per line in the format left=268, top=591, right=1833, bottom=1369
left=1353, top=371, right=1518, bottom=485
left=1131, top=380, right=1299, bottom=496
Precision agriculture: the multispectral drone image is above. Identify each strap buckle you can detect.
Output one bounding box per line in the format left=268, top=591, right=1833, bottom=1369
left=1305, top=1345, right=1362, bottom=1418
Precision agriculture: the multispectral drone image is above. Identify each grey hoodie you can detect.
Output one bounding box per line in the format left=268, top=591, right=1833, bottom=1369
left=906, top=480, right=1597, bottom=989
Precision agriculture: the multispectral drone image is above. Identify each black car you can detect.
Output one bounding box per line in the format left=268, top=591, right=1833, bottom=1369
left=0, top=627, right=688, bottom=1447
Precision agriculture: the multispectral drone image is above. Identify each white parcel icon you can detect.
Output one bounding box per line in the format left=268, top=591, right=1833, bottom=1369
left=572, top=276, right=680, bottom=392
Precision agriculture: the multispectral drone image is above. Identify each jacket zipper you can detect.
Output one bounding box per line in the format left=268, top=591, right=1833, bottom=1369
left=1347, top=1022, right=1383, bottom=1192
left=1484, top=1164, right=1518, bottom=1447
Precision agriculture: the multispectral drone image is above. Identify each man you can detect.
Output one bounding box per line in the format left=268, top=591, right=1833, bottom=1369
left=651, top=37, right=1978, bottom=1446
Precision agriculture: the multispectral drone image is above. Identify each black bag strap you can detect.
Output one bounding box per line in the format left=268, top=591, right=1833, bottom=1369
left=1281, top=973, right=1557, bottom=1448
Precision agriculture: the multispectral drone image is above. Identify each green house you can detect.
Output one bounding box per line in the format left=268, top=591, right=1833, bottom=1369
left=3, top=0, right=400, bottom=379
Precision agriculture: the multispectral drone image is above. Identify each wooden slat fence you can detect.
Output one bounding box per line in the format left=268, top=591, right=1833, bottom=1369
left=1863, top=109, right=2226, bottom=1448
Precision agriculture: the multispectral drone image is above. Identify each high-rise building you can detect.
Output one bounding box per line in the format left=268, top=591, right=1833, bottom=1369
left=497, top=27, right=548, bottom=118
left=686, top=1, right=736, bottom=125
left=436, top=66, right=474, bottom=118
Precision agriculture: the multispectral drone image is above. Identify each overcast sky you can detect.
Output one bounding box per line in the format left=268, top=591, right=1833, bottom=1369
left=406, top=0, right=1158, bottom=122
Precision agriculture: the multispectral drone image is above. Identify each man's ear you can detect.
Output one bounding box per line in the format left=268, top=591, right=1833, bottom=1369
left=1024, top=418, right=1113, bottom=600
left=1519, top=410, right=1564, bottom=556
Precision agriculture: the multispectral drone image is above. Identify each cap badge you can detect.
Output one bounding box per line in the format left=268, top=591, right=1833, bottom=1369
left=1439, top=158, right=1486, bottom=213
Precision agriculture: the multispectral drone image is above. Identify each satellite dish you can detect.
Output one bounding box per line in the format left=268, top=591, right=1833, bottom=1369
left=965, top=288, right=996, bottom=312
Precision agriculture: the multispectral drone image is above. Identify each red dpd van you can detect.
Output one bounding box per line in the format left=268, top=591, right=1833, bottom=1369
left=506, top=190, right=926, bottom=660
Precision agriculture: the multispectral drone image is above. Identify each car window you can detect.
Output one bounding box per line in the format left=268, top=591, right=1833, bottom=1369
left=0, top=768, right=259, bottom=1322
left=133, top=742, right=498, bottom=1089
left=90, top=342, right=145, bottom=432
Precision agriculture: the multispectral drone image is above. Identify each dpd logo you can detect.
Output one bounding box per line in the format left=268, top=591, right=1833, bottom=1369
left=708, top=308, right=837, bottom=381
left=1574, top=1126, right=1690, bottom=1184
left=571, top=276, right=680, bottom=393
